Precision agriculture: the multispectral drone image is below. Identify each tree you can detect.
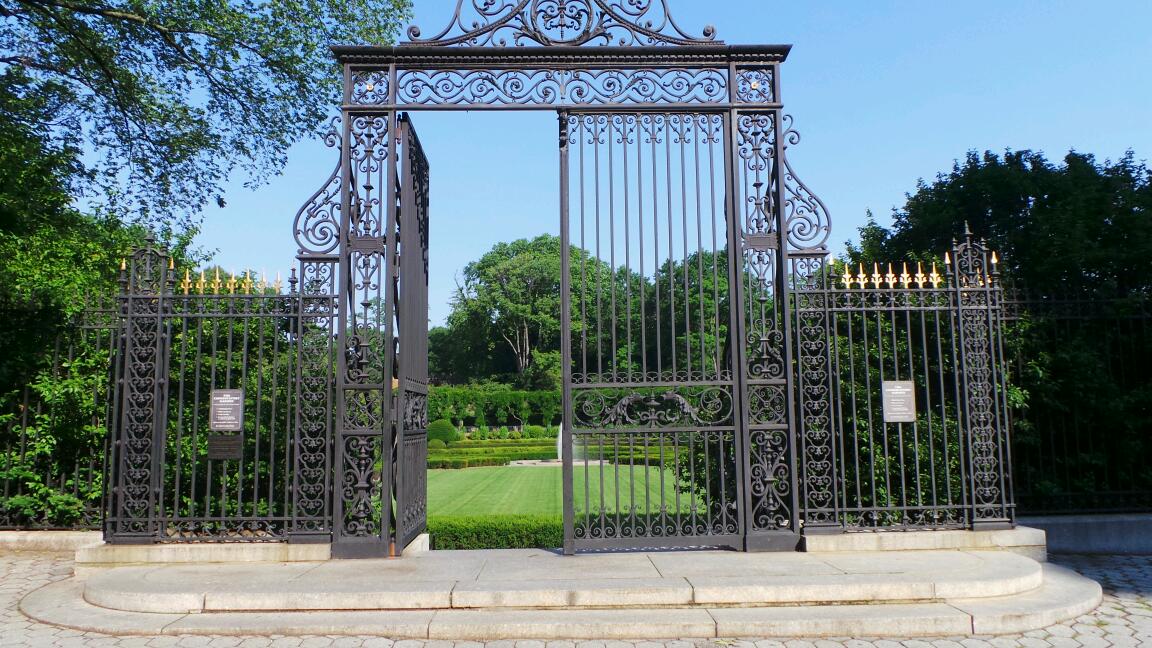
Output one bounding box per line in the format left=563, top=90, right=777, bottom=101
left=455, top=235, right=564, bottom=377
left=850, top=150, right=1152, bottom=296
left=0, top=0, right=412, bottom=229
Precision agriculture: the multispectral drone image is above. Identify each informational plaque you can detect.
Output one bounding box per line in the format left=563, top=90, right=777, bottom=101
left=882, top=381, right=917, bottom=423
left=206, top=434, right=243, bottom=461
left=209, top=389, right=244, bottom=431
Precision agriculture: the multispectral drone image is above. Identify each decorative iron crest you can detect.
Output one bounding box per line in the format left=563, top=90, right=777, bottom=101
left=405, top=0, right=720, bottom=47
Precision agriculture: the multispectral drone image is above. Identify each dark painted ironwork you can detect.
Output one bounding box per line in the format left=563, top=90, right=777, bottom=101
left=792, top=231, right=1015, bottom=529
left=90, top=0, right=1024, bottom=554
left=1005, top=291, right=1152, bottom=515
left=405, top=0, right=719, bottom=47
left=396, top=114, right=432, bottom=550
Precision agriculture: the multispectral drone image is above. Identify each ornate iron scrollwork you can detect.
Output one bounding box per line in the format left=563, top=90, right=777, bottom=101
left=387, top=68, right=729, bottom=107
left=405, top=0, right=720, bottom=47
left=735, top=68, right=774, bottom=103
left=573, top=387, right=733, bottom=429
left=780, top=115, right=832, bottom=252
left=293, top=118, right=342, bottom=255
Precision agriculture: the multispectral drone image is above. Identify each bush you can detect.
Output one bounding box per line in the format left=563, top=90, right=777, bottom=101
left=427, top=419, right=459, bottom=445
left=523, top=425, right=547, bottom=439
left=428, top=439, right=447, bottom=450
left=428, top=515, right=563, bottom=549
left=428, top=385, right=561, bottom=428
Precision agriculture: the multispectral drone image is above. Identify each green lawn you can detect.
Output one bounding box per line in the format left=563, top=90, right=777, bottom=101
left=428, top=465, right=691, bottom=517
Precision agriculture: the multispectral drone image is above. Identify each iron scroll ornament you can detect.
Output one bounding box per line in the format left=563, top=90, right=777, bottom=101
left=405, top=0, right=720, bottom=47
left=293, top=118, right=342, bottom=255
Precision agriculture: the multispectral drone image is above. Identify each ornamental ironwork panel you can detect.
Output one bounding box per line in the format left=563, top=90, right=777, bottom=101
left=729, top=111, right=800, bottom=546
left=404, top=0, right=720, bottom=47
left=395, top=115, right=431, bottom=552
left=385, top=68, right=730, bottom=108
left=331, top=109, right=399, bottom=558
left=791, top=234, right=1015, bottom=530
left=104, top=240, right=326, bottom=543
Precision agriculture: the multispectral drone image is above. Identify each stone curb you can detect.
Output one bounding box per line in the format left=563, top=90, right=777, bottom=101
left=80, top=551, right=1044, bottom=613
left=20, top=564, right=1102, bottom=639
left=0, top=531, right=101, bottom=553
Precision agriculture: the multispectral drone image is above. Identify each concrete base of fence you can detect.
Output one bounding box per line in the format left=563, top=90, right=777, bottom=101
left=1019, top=514, right=1152, bottom=555
left=801, top=526, right=1048, bottom=562
left=73, top=540, right=331, bottom=575
left=0, top=531, right=102, bottom=553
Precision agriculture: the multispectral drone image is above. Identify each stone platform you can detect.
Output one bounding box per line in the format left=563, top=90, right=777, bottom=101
left=21, top=542, right=1101, bottom=640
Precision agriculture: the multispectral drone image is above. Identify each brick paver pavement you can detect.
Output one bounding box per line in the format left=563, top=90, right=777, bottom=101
left=1, top=552, right=1149, bottom=648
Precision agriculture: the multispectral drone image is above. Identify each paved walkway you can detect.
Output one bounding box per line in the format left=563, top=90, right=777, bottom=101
left=1, top=552, right=1149, bottom=648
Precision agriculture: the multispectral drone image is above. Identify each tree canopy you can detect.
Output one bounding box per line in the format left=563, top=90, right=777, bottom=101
left=0, top=0, right=411, bottom=230
left=850, top=149, right=1152, bottom=297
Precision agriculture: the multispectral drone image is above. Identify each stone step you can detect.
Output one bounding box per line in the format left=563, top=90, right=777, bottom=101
left=21, top=564, right=1102, bottom=639
left=81, top=549, right=1042, bottom=613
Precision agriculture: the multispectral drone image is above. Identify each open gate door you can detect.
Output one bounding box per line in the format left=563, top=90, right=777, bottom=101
left=394, top=113, right=431, bottom=552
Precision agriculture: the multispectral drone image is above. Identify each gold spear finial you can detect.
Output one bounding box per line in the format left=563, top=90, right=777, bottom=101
left=181, top=269, right=192, bottom=295
left=841, top=262, right=853, bottom=289
left=870, top=262, right=883, bottom=289
left=168, top=256, right=175, bottom=270
left=929, top=262, right=943, bottom=288
left=944, top=251, right=952, bottom=266
left=120, top=259, right=127, bottom=271
left=915, top=261, right=927, bottom=288
left=259, top=270, right=268, bottom=292
left=195, top=270, right=206, bottom=293
left=991, top=251, right=999, bottom=265
left=274, top=271, right=282, bottom=293
left=884, top=263, right=897, bottom=289
left=900, top=262, right=912, bottom=288
left=226, top=270, right=238, bottom=294
left=857, top=263, right=867, bottom=289
left=242, top=270, right=253, bottom=294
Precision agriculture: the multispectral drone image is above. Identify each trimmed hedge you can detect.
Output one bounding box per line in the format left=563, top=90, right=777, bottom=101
left=450, top=439, right=555, bottom=449
left=427, top=515, right=563, bottom=550
left=429, top=385, right=561, bottom=428
left=427, top=419, right=460, bottom=444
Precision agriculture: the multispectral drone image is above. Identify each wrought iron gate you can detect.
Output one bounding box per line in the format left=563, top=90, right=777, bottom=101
left=104, top=115, right=431, bottom=555
left=102, top=0, right=1015, bottom=556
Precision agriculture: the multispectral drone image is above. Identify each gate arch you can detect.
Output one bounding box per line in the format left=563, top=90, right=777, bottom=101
left=327, top=0, right=833, bottom=555
left=105, top=0, right=1013, bottom=557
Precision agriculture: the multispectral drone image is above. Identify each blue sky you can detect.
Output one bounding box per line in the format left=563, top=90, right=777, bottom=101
left=197, top=0, right=1152, bottom=326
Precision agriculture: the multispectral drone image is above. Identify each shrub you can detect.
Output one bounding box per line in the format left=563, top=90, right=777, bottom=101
left=495, top=426, right=509, bottom=440
left=523, top=425, right=547, bottom=439
left=427, top=419, right=459, bottom=445
left=427, top=515, right=563, bottom=550
left=473, top=426, right=489, bottom=441
left=508, top=429, right=522, bottom=440
left=428, top=439, right=447, bottom=450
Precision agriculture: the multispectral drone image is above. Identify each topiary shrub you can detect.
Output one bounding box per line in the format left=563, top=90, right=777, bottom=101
left=428, top=439, right=447, bottom=450
left=427, top=515, right=563, bottom=549
left=427, top=419, right=459, bottom=445
left=523, top=425, right=547, bottom=439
